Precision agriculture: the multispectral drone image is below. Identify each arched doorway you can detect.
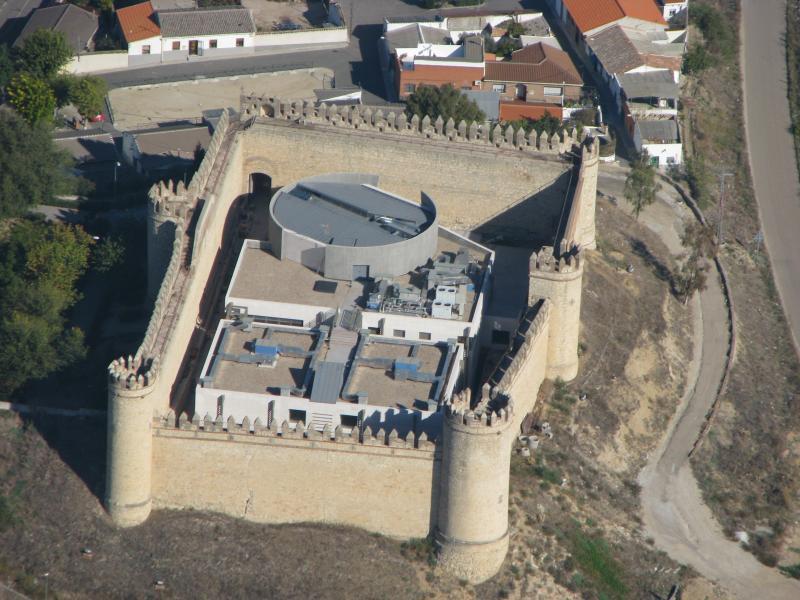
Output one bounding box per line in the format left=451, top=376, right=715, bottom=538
left=249, top=172, right=271, bottom=197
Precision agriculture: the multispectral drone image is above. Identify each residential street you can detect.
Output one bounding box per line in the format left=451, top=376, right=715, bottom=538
left=741, top=0, right=800, bottom=353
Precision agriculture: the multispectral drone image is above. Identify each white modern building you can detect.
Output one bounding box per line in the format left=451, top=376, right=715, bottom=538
left=195, top=174, right=495, bottom=435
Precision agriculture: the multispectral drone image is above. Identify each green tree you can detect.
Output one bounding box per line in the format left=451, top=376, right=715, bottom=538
left=624, top=152, right=662, bottom=220
left=0, top=219, right=92, bottom=396
left=0, top=44, right=14, bottom=91
left=7, top=72, right=56, bottom=125
left=16, top=29, right=73, bottom=80
left=93, top=236, right=125, bottom=273
left=0, top=111, right=75, bottom=218
left=683, top=45, right=714, bottom=74
left=405, top=84, right=486, bottom=123
left=674, top=221, right=717, bottom=304
left=68, top=75, right=108, bottom=117
left=494, top=35, right=522, bottom=58
left=689, top=3, right=734, bottom=60
left=506, top=22, right=525, bottom=38
left=508, top=111, right=563, bottom=136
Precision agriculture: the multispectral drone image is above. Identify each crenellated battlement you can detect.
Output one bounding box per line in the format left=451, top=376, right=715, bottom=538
left=108, top=355, right=158, bottom=390
left=443, top=387, right=514, bottom=430
left=240, top=95, right=585, bottom=156
left=529, top=245, right=582, bottom=274
left=155, top=410, right=438, bottom=452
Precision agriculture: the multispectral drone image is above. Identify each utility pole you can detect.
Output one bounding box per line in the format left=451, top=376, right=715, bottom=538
left=717, top=172, right=733, bottom=244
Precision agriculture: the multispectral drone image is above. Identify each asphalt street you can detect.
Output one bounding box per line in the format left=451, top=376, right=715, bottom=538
left=741, top=0, right=800, bottom=354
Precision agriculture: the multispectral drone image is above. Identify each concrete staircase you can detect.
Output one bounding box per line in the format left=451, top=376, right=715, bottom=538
left=327, top=326, right=358, bottom=364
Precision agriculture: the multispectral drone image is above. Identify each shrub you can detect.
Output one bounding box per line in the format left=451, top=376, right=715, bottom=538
left=683, top=45, right=714, bottom=74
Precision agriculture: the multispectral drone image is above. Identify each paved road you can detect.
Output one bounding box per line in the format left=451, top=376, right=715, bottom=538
left=741, top=0, right=800, bottom=354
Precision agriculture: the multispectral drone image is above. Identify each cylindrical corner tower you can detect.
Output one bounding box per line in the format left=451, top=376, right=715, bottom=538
left=105, top=357, right=156, bottom=527
left=529, top=248, right=584, bottom=382
left=436, top=405, right=515, bottom=583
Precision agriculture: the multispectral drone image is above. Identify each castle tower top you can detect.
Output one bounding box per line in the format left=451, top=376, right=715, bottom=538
left=530, top=246, right=582, bottom=275
left=108, top=355, right=158, bottom=390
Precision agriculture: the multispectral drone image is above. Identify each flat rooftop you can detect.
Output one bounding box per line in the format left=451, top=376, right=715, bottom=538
left=201, top=322, right=455, bottom=410
left=228, top=232, right=490, bottom=322
left=272, top=181, right=434, bottom=247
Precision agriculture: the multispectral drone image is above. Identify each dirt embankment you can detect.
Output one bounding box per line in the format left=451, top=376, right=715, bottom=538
left=471, top=198, right=697, bottom=600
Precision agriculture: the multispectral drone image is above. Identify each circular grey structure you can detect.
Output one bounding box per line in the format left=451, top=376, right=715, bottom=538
left=268, top=173, right=438, bottom=280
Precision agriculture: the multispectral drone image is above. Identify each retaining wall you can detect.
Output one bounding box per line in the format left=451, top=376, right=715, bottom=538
left=66, top=51, right=128, bottom=74
left=254, top=27, right=348, bottom=48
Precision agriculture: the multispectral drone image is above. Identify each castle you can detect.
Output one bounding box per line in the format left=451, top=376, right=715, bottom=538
left=105, top=98, right=599, bottom=584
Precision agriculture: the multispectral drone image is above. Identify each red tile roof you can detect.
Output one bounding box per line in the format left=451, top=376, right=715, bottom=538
left=117, top=1, right=160, bottom=44
left=562, top=0, right=665, bottom=34
left=499, top=101, right=563, bottom=121
left=484, top=43, right=582, bottom=85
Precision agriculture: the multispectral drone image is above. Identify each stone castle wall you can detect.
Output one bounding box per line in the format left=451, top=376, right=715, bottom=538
left=150, top=415, right=439, bottom=538
left=487, top=300, right=552, bottom=428
left=239, top=119, right=570, bottom=231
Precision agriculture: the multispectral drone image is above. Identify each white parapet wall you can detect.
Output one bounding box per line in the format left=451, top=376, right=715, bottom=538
left=253, top=27, right=348, bottom=48
left=66, top=51, right=129, bottom=74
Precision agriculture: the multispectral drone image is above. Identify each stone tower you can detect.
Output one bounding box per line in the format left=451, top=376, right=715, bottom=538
left=105, top=356, right=157, bottom=527
left=436, top=392, right=515, bottom=583
left=147, top=181, right=188, bottom=303
left=528, top=248, right=583, bottom=382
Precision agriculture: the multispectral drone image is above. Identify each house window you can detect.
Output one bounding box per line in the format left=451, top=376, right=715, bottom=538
left=340, top=414, right=359, bottom=428
left=404, top=83, right=416, bottom=93
left=236, top=37, right=245, bottom=47
left=209, top=39, right=218, bottom=48
left=289, top=409, right=306, bottom=425
left=142, top=45, right=151, bottom=55
left=492, top=84, right=506, bottom=93
left=419, top=332, right=432, bottom=341
left=393, top=329, right=406, bottom=338
left=172, top=41, right=180, bottom=50
left=544, top=86, right=563, bottom=96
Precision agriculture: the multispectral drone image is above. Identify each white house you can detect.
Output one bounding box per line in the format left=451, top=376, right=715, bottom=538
left=659, top=0, right=689, bottom=21
left=117, top=2, right=256, bottom=66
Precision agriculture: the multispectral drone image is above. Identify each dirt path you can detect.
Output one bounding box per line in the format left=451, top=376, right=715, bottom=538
left=597, top=168, right=800, bottom=598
